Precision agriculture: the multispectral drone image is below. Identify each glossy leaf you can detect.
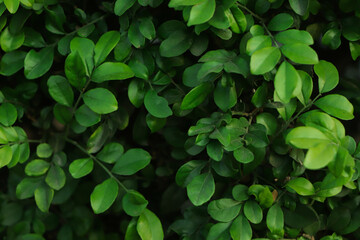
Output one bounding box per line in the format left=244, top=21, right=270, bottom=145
left=159, top=31, right=192, bottom=57
left=188, top=0, right=216, bottom=26
left=303, top=142, right=337, bottom=170
left=281, top=43, right=319, bottom=65
left=286, top=126, right=330, bottom=149
left=181, top=82, right=213, bottom=110
left=25, top=159, right=50, bottom=176
left=314, top=94, right=354, bottom=120
left=250, top=47, right=281, bottom=75
left=0, top=28, right=24, bottom=52
left=230, top=214, right=252, bottom=240
left=0, top=102, right=17, bottom=126
left=267, top=204, right=284, bottom=234
left=314, top=60, right=339, bottom=93
left=34, top=185, right=54, bottom=212
left=244, top=200, right=263, bottom=224
left=137, top=209, right=164, bottom=240
left=267, top=13, right=293, bottom=31
left=286, top=177, right=315, bottom=196
left=83, top=88, right=118, bottom=114
left=289, top=0, right=309, bottom=16
left=274, top=61, right=301, bottom=103
left=45, top=165, right=66, bottom=190
left=96, top=142, right=124, bottom=164
left=207, top=198, right=242, bottom=222
left=275, top=29, right=314, bottom=45
left=0, top=145, right=13, bottom=168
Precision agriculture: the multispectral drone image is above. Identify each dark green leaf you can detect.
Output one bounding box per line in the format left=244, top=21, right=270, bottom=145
left=181, top=82, right=213, bottom=110
left=75, top=104, right=101, bottom=127
left=267, top=204, right=284, bottom=234
left=94, top=31, right=120, bottom=66
left=122, top=190, right=148, bottom=217
left=0, top=50, right=26, bottom=76
left=208, top=198, right=242, bottom=222
left=45, top=165, right=66, bottom=190
left=25, top=159, right=50, bottom=176
left=92, top=62, right=134, bottom=83
left=47, top=75, right=74, bottom=107
left=144, top=90, right=173, bottom=118
left=230, top=214, right=252, bottom=240
left=34, top=185, right=54, bottom=212
left=159, top=31, right=192, bottom=57
left=244, top=200, right=263, bottom=224
left=112, top=148, right=151, bottom=175
left=96, top=142, right=124, bottom=164
left=187, top=172, right=215, bottom=206
left=24, top=47, right=54, bottom=79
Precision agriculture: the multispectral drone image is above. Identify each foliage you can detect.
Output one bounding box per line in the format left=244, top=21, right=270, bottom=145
left=0, top=0, right=360, bottom=239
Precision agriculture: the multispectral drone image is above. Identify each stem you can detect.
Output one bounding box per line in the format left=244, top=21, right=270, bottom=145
left=65, top=138, right=129, bottom=192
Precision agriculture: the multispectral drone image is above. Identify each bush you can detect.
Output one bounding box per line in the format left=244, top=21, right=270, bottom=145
left=0, top=0, right=360, bottom=239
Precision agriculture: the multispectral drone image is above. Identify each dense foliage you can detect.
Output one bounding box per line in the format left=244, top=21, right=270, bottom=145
left=0, top=0, right=360, bottom=239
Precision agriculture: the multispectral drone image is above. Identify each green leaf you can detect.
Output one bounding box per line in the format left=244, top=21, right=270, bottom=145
left=286, top=177, right=315, bottom=196
left=47, top=75, right=74, bottom=107
left=314, top=94, right=354, bottom=120
left=232, top=184, right=249, bottom=202
left=16, top=177, right=42, bottom=199
left=206, top=141, right=223, bottom=161
left=0, top=145, right=13, bottom=168
left=267, top=204, right=284, bottom=234
left=0, top=50, right=26, bottom=76
left=209, top=5, right=230, bottom=29
left=36, top=143, right=53, bottom=158
left=303, top=142, right=337, bottom=170
left=214, top=81, right=237, bottom=112
left=94, top=31, right=121, bottom=66
left=256, top=112, right=278, bottom=135
left=244, top=200, right=263, bottom=224
left=24, top=47, right=54, bottom=79
left=275, top=29, right=314, bottom=45
left=83, top=88, right=118, bottom=114
left=112, top=148, right=151, bottom=175
left=125, top=219, right=141, bottom=240
left=87, top=125, right=108, bottom=153
left=159, top=30, right=192, bottom=57
left=122, top=190, right=148, bottom=217
left=90, top=178, right=118, bottom=214
left=75, top=104, right=101, bottom=127
left=281, top=43, right=319, bottom=65
left=146, top=114, right=167, bottom=133
left=169, top=0, right=205, bottom=7
left=0, top=27, right=24, bottom=52
left=246, top=35, right=272, bottom=55
left=137, top=209, right=164, bottom=240
left=69, top=158, right=93, bottom=179
left=144, top=90, right=173, bottom=118
left=322, top=28, right=341, bottom=49
left=187, top=172, right=215, bottom=206
left=314, top=60, right=339, bottom=93
left=34, top=185, right=54, bottom=212
left=230, top=214, right=252, bottom=240
left=233, top=146, right=254, bottom=163
left=114, top=0, right=136, bottom=16
left=298, top=70, right=313, bottom=105
left=207, top=222, right=231, bottom=240
left=175, top=160, right=206, bottom=187
left=70, top=37, right=95, bottom=75
left=25, top=160, right=50, bottom=176
left=286, top=126, right=330, bottom=149
left=349, top=42, right=360, bottom=61
left=96, top=142, right=124, bottom=164
left=128, top=22, right=145, bottom=48
left=181, top=82, right=213, bottom=110
left=250, top=47, right=281, bottom=75
left=45, top=165, right=66, bottom=190
left=274, top=61, right=301, bottom=103
left=208, top=198, right=242, bottom=222
left=209, top=127, right=231, bottom=146
left=289, top=0, right=309, bottom=16
left=24, top=28, right=45, bottom=48
left=188, top=0, right=216, bottom=26
left=92, top=62, right=134, bottom=83
left=65, top=51, right=87, bottom=89
left=267, top=13, right=293, bottom=31
left=139, top=17, right=156, bottom=40
left=0, top=102, right=17, bottom=126
left=4, top=0, right=19, bottom=13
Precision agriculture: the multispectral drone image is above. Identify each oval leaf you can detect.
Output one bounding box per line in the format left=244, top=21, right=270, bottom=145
left=286, top=177, right=315, bottom=196
left=187, top=172, right=215, bottom=206
left=92, top=62, right=134, bottom=83
left=314, top=94, right=354, bottom=120
left=112, top=148, right=151, bottom=175
left=47, top=75, right=74, bottom=107
left=250, top=47, right=281, bottom=75
left=83, top=88, right=118, bottom=114
left=90, top=178, right=119, bottom=214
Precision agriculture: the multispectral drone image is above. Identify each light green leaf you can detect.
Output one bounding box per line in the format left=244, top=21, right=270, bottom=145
left=122, top=190, right=148, bottom=217
left=137, top=209, right=164, bottom=240
left=4, top=0, right=20, bottom=13
left=250, top=47, right=281, bottom=75
left=314, top=60, right=339, bottom=93
left=267, top=13, right=293, bottom=31
left=314, top=94, right=354, bottom=120
left=286, top=177, right=315, bottom=196
left=0, top=145, right=13, bottom=168
left=244, top=200, right=263, bottom=224
left=188, top=0, right=216, bottom=26
left=281, top=43, right=319, bottom=65
left=83, top=88, right=118, bottom=114
left=181, top=82, right=213, bottom=110
left=349, top=42, right=360, bottom=61
left=45, top=165, right=66, bottom=190
left=90, top=178, right=118, bottom=214
left=34, top=185, right=54, bottom=212
left=303, top=142, right=337, bottom=170
left=266, top=204, right=284, bottom=234
left=47, top=75, right=74, bottom=107
left=230, top=214, right=252, bottom=240
left=0, top=27, right=24, bottom=52
left=274, top=61, right=301, bottom=103
left=94, top=31, right=120, bottom=66
left=246, top=35, right=272, bottom=55
left=0, top=102, right=17, bottom=126
left=69, top=158, right=93, bottom=179
left=112, top=148, right=151, bottom=175
left=256, top=112, right=278, bottom=135
left=92, top=62, right=134, bottom=83
left=286, top=126, right=330, bottom=149
left=24, top=47, right=54, bottom=79
left=275, top=29, right=314, bottom=45
left=25, top=159, right=50, bottom=176
left=298, top=70, right=313, bottom=105
left=208, top=198, right=242, bottom=222
left=187, top=172, right=215, bottom=206
left=144, top=90, right=173, bottom=118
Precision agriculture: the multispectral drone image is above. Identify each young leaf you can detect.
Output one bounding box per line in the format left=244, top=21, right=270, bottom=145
left=90, top=178, right=119, bottom=214
left=0, top=102, right=17, bottom=126
left=47, top=75, right=74, bottom=107
left=286, top=177, right=315, bottom=196
left=83, top=88, right=118, bottom=114
left=250, top=47, right=281, bottom=75
left=0, top=28, right=24, bottom=52
left=69, top=158, right=94, bottom=179
left=91, top=62, right=134, bottom=83
left=4, top=0, right=20, bottom=13
left=34, top=185, right=54, bottom=212
left=314, top=94, right=354, bottom=120
left=112, top=148, right=151, bottom=175
left=303, top=142, right=337, bottom=170
left=186, top=172, right=215, bottom=206
left=230, top=214, right=252, bottom=240
left=267, top=204, right=284, bottom=234
left=94, top=31, right=121, bottom=66
left=144, top=90, right=173, bottom=118
left=181, top=82, right=213, bottom=110
left=188, top=0, right=216, bottom=26
left=281, top=43, right=319, bottom=65
left=24, top=47, right=54, bottom=79
left=314, top=60, right=339, bottom=93
left=136, top=209, right=164, bottom=240
left=286, top=126, right=330, bottom=149
left=122, top=190, right=148, bottom=217
left=207, top=198, right=242, bottom=222
left=244, top=200, right=263, bottom=224
left=274, top=61, right=301, bottom=103
left=246, top=35, right=272, bottom=55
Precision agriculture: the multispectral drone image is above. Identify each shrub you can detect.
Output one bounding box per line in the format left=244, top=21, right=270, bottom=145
left=0, top=0, right=360, bottom=239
